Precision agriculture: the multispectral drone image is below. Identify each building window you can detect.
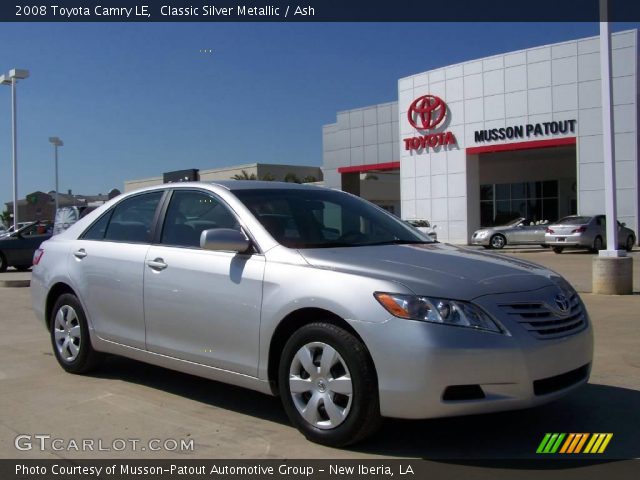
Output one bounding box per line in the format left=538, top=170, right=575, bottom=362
left=480, top=181, right=559, bottom=226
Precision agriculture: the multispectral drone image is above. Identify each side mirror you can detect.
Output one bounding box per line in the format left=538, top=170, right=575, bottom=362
left=200, top=228, right=250, bottom=253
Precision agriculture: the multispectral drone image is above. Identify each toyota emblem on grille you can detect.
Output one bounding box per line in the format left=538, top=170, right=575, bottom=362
left=554, top=294, right=570, bottom=314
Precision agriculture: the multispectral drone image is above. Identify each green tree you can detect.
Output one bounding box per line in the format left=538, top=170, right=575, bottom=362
left=231, top=170, right=257, bottom=180
left=0, top=209, right=11, bottom=227
left=301, top=175, right=318, bottom=183
left=284, top=172, right=301, bottom=183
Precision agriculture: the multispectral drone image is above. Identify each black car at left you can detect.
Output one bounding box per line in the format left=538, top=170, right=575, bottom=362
left=0, top=222, right=52, bottom=272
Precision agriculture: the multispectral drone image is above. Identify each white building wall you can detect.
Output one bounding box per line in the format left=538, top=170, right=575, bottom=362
left=398, top=29, right=639, bottom=243
left=322, top=102, right=399, bottom=190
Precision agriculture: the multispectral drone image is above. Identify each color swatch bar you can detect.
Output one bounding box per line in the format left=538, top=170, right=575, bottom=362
left=537, top=433, right=613, bottom=454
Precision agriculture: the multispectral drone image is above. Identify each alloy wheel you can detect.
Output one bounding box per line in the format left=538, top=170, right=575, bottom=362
left=53, top=305, right=82, bottom=362
left=288, top=342, right=353, bottom=430
left=593, top=236, right=603, bottom=251
left=491, top=235, right=505, bottom=249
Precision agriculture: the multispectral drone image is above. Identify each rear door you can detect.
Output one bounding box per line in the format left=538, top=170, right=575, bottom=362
left=67, top=191, right=164, bottom=349
left=143, top=189, right=265, bottom=376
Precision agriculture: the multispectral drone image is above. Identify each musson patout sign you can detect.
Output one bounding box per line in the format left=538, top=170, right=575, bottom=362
left=404, top=95, right=457, bottom=151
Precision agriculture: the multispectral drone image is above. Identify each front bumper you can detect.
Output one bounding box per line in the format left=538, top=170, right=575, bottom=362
left=470, top=234, right=490, bottom=246
left=350, top=288, right=593, bottom=419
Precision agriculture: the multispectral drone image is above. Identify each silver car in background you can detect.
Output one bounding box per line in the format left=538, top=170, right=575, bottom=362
left=471, top=217, right=548, bottom=249
left=545, top=214, right=636, bottom=254
left=31, top=182, right=593, bottom=446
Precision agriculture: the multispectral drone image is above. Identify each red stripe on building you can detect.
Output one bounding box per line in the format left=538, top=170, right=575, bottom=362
left=466, top=137, right=576, bottom=155
left=337, top=161, right=400, bottom=174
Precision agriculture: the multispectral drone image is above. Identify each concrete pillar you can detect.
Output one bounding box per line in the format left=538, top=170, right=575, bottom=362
left=592, top=256, right=633, bottom=294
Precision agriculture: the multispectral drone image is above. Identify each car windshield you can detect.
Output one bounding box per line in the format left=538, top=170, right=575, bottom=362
left=504, top=217, right=525, bottom=226
left=555, top=216, right=592, bottom=225
left=233, top=188, right=431, bottom=248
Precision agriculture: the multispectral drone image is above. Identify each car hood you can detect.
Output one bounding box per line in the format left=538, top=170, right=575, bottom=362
left=298, top=243, right=558, bottom=301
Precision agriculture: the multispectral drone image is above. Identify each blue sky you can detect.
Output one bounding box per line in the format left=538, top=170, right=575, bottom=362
left=0, top=22, right=637, bottom=203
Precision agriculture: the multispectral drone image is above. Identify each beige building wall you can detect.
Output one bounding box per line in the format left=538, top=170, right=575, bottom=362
left=124, top=163, right=323, bottom=192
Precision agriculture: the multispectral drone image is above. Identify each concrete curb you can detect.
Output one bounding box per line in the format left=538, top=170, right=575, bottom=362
left=0, top=280, right=30, bottom=288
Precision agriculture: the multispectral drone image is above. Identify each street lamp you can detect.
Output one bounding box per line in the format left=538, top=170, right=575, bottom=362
left=0, top=68, right=29, bottom=231
left=49, top=137, right=63, bottom=217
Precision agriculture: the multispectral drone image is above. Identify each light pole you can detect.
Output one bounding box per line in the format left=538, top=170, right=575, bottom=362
left=0, top=68, right=29, bottom=231
left=49, top=137, right=63, bottom=218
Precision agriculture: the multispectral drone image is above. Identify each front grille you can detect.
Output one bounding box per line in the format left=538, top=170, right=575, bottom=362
left=499, top=292, right=586, bottom=339
left=533, top=364, right=590, bottom=395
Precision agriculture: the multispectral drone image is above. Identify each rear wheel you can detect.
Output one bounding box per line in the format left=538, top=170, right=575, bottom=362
left=592, top=236, right=604, bottom=253
left=0, top=252, right=6, bottom=273
left=278, top=322, right=381, bottom=447
left=552, top=247, right=564, bottom=254
left=50, top=293, right=100, bottom=374
left=490, top=234, right=506, bottom=249
left=626, top=235, right=636, bottom=252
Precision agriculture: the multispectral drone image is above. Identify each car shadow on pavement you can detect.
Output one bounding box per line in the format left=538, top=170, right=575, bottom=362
left=90, top=358, right=638, bottom=462
left=91, top=355, right=289, bottom=425
left=354, top=383, right=639, bottom=462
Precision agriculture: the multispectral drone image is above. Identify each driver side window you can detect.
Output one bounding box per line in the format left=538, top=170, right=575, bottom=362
left=160, top=190, right=240, bottom=248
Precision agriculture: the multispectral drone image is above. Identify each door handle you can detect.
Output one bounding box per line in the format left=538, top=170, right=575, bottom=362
left=73, top=249, right=87, bottom=259
left=146, top=258, right=168, bottom=271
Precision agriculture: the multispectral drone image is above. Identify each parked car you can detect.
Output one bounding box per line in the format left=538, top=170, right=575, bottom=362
left=0, top=221, right=32, bottom=238
left=406, top=219, right=438, bottom=241
left=545, top=215, right=636, bottom=253
left=471, top=217, right=548, bottom=249
left=32, top=182, right=593, bottom=446
left=0, top=221, right=53, bottom=272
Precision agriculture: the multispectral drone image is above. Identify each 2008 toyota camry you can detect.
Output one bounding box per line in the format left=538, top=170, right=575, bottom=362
left=31, top=182, right=593, bottom=446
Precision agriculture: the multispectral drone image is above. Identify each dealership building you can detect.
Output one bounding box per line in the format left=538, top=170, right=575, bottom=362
left=322, top=29, right=639, bottom=244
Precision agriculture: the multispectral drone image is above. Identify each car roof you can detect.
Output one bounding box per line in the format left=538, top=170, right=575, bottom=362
left=211, top=180, right=322, bottom=191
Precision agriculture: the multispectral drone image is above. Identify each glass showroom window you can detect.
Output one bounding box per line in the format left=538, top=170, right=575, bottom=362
left=480, top=181, right=559, bottom=226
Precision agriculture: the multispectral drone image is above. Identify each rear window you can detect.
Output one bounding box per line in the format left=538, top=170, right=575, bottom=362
left=555, top=216, right=591, bottom=225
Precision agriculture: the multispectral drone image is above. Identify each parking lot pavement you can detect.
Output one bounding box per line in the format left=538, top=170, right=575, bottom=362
left=1, top=286, right=638, bottom=462
left=0, top=269, right=31, bottom=288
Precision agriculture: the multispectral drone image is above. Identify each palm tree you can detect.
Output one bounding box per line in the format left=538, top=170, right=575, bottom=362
left=231, top=170, right=257, bottom=180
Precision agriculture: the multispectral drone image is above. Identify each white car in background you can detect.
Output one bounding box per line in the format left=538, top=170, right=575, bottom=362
left=406, top=219, right=438, bottom=241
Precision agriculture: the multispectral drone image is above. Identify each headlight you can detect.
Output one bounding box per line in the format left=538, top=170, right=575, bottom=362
left=374, top=292, right=502, bottom=333
left=475, top=230, right=489, bottom=238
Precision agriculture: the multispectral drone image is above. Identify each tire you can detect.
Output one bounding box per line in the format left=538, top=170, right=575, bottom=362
left=592, top=236, right=604, bottom=253
left=278, top=322, right=381, bottom=447
left=14, top=265, right=31, bottom=272
left=0, top=252, right=7, bottom=273
left=489, top=234, right=506, bottom=249
left=552, top=247, right=564, bottom=254
left=50, top=293, right=100, bottom=374
left=626, top=235, right=635, bottom=252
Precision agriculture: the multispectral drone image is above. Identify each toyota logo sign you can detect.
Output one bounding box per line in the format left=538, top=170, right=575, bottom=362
left=407, top=95, right=447, bottom=131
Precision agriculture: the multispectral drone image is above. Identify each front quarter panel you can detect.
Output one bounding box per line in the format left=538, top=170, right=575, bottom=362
left=257, top=246, right=409, bottom=380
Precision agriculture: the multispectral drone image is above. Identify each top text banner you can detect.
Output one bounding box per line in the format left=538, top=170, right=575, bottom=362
left=5, top=0, right=640, bottom=22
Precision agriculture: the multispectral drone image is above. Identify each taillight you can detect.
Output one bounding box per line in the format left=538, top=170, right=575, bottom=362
left=33, top=248, right=44, bottom=266
left=546, top=227, right=554, bottom=234
left=571, top=226, right=587, bottom=233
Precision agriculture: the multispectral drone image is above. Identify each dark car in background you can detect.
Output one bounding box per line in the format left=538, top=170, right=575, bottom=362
left=0, top=221, right=53, bottom=272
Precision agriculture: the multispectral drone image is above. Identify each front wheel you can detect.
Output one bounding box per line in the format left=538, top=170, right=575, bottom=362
left=278, top=322, right=381, bottom=447
left=626, top=235, right=635, bottom=252
left=0, top=252, right=7, bottom=273
left=592, top=236, right=604, bottom=253
left=50, top=293, right=100, bottom=374
left=552, top=246, right=564, bottom=254
left=490, top=234, right=506, bottom=249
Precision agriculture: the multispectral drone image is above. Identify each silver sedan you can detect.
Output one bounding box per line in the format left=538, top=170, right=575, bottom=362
left=471, top=217, right=548, bottom=249
left=545, top=214, right=636, bottom=253
left=31, top=182, right=593, bottom=446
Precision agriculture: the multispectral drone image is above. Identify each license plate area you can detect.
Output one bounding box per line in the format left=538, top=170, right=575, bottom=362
left=556, top=237, right=566, bottom=242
